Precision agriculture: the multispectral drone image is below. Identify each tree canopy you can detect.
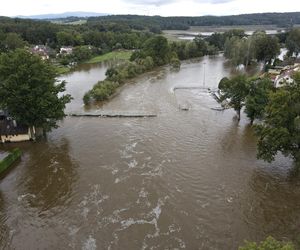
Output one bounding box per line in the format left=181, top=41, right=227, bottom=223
left=245, top=78, right=275, bottom=124
left=218, top=75, right=249, bottom=121
left=255, top=73, right=300, bottom=165
left=224, top=32, right=280, bottom=66
left=0, top=49, right=72, bottom=131
left=239, top=236, right=294, bottom=250
left=286, top=28, right=300, bottom=57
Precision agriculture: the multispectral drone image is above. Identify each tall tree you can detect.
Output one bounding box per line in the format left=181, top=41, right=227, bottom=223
left=224, top=36, right=254, bottom=66
left=286, top=28, right=300, bottom=57
left=252, top=32, right=280, bottom=64
left=0, top=49, right=72, bottom=133
left=142, top=36, right=170, bottom=66
left=245, top=77, right=274, bottom=125
left=218, top=75, right=249, bottom=121
left=2, top=32, right=27, bottom=52
left=255, top=73, right=300, bottom=165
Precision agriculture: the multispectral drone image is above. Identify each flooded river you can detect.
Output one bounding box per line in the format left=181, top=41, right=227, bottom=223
left=0, top=56, right=299, bottom=249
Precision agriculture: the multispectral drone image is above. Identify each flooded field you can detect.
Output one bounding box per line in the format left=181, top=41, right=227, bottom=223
left=0, top=56, right=299, bottom=249
left=163, top=25, right=287, bottom=40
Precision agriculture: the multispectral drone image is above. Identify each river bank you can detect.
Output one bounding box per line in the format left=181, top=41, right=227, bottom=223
left=0, top=148, right=22, bottom=176
left=55, top=50, right=133, bottom=75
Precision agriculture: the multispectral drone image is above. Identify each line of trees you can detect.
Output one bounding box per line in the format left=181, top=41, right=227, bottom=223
left=223, top=31, right=280, bottom=66
left=206, top=28, right=300, bottom=67
left=0, top=16, right=154, bottom=53
left=88, top=12, right=300, bottom=31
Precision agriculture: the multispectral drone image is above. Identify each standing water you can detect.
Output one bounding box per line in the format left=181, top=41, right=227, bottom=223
left=0, top=56, right=299, bottom=249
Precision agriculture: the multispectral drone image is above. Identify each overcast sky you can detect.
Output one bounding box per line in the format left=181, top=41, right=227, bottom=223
left=1, top=0, right=299, bottom=17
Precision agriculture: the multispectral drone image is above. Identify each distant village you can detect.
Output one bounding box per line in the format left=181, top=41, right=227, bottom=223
left=30, top=44, right=73, bottom=59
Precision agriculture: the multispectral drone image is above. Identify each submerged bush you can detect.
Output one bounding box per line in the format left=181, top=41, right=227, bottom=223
left=91, top=80, right=119, bottom=101
left=239, top=236, right=295, bottom=250
left=170, top=57, right=181, bottom=69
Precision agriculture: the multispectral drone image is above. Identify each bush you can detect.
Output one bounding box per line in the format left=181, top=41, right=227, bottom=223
left=170, top=57, right=181, bottom=69
left=239, top=236, right=295, bottom=250
left=0, top=148, right=22, bottom=174
left=83, top=91, right=92, bottom=105
left=90, top=80, right=119, bottom=101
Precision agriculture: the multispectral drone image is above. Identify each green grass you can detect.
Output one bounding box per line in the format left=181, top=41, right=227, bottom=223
left=87, top=51, right=133, bottom=64
left=55, top=65, right=71, bottom=75
left=0, top=148, right=22, bottom=175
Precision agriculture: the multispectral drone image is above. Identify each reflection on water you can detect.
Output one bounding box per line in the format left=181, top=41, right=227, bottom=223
left=0, top=56, right=298, bottom=249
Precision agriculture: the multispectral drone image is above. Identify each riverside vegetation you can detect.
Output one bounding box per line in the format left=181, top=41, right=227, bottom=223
left=218, top=73, right=300, bottom=166
left=83, top=35, right=217, bottom=104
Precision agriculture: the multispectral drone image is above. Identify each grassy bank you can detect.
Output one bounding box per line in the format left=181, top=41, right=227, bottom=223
left=55, top=51, right=133, bottom=75
left=0, top=148, right=22, bottom=175
left=86, top=51, right=133, bottom=64
left=55, top=65, right=71, bottom=75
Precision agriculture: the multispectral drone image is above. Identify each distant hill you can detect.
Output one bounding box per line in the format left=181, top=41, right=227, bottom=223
left=16, top=12, right=108, bottom=20
left=88, top=12, right=300, bottom=30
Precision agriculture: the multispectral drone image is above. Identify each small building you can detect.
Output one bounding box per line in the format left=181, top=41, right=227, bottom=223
left=0, top=111, right=34, bottom=143
left=60, top=46, right=73, bottom=55
left=274, top=63, right=300, bottom=88
left=31, top=45, right=50, bottom=60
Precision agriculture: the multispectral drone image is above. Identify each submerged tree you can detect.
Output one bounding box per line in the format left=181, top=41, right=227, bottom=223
left=0, top=49, right=72, bottom=133
left=218, top=75, right=249, bottom=121
left=239, top=236, right=294, bottom=250
left=141, top=35, right=170, bottom=66
left=252, top=31, right=280, bottom=64
left=245, top=77, right=275, bottom=125
left=286, top=28, right=300, bottom=57
left=255, top=73, right=300, bottom=165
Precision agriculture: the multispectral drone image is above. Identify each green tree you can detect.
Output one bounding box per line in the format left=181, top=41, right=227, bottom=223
left=72, top=45, right=93, bottom=62
left=142, top=36, right=170, bottom=66
left=239, top=236, right=294, bottom=250
left=255, top=73, right=300, bottom=165
left=2, top=32, right=27, bottom=51
left=252, top=32, right=280, bottom=64
left=286, top=28, right=300, bottom=57
left=194, top=36, right=208, bottom=56
left=224, top=36, right=254, bottom=66
left=207, top=32, right=225, bottom=50
left=218, top=75, right=249, bottom=121
left=57, top=31, right=74, bottom=46
left=245, top=78, right=274, bottom=125
left=0, top=49, right=72, bottom=133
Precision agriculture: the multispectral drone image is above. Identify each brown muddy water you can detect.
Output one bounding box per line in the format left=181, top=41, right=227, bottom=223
left=0, top=56, right=299, bottom=250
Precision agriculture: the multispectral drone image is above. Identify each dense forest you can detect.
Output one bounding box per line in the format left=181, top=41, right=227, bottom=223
left=1, top=11, right=300, bottom=50
left=0, top=16, right=152, bottom=50
left=88, top=12, right=300, bottom=31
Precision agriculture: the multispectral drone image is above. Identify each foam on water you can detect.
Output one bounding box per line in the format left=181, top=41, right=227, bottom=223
left=82, top=235, right=97, bottom=250
left=17, top=193, right=36, bottom=202
left=127, top=159, right=138, bottom=168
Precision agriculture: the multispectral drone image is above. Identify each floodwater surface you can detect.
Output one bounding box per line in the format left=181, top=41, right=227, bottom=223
left=0, top=56, right=299, bottom=250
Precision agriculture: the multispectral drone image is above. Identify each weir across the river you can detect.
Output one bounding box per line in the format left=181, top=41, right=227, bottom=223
left=68, top=111, right=157, bottom=118
left=172, top=86, right=217, bottom=92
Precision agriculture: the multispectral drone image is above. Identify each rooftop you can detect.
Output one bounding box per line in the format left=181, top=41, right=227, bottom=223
left=0, top=119, right=28, bottom=136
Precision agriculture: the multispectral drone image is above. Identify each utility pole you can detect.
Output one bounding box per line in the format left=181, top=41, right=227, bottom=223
left=203, top=62, right=206, bottom=87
